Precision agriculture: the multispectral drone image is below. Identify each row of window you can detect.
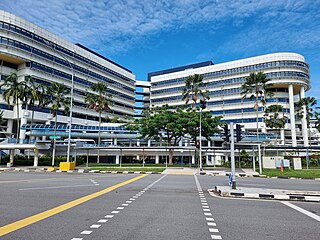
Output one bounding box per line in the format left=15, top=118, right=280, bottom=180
left=29, top=62, right=135, bottom=102
left=0, top=36, right=135, bottom=93
left=33, top=77, right=135, bottom=105
left=211, top=107, right=289, bottom=115
left=206, top=97, right=289, bottom=106
left=29, top=104, right=128, bottom=119
left=151, top=71, right=308, bottom=96
left=223, top=118, right=292, bottom=124
left=0, top=21, right=135, bottom=84
left=151, top=60, right=309, bottom=87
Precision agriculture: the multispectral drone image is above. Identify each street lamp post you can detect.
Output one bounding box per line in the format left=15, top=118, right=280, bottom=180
left=199, top=107, right=203, bottom=171
left=66, top=73, right=74, bottom=163
left=44, top=40, right=74, bottom=163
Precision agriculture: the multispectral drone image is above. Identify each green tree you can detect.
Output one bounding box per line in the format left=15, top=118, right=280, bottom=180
left=130, top=105, right=221, bottom=164
left=85, top=82, right=112, bottom=163
left=241, top=72, right=273, bottom=139
left=0, top=72, right=25, bottom=143
left=182, top=74, right=209, bottom=108
left=240, top=149, right=250, bottom=167
left=264, top=104, right=288, bottom=144
left=47, top=83, right=70, bottom=165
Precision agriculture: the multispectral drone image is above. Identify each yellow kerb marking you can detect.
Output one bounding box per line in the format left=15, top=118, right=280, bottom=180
left=0, top=174, right=148, bottom=237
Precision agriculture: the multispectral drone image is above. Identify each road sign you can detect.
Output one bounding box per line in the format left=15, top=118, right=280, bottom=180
left=49, top=136, right=61, bottom=140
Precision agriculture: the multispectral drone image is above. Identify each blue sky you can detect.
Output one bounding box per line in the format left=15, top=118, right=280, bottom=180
left=1, top=0, right=319, bottom=104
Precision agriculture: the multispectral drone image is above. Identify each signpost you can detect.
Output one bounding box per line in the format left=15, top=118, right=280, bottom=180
left=50, top=136, right=61, bottom=140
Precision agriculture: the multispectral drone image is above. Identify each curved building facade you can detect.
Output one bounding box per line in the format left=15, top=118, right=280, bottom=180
left=149, top=53, right=311, bottom=146
left=0, top=11, right=136, bottom=140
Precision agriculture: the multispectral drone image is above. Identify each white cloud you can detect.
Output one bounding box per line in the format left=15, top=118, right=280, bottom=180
left=0, top=0, right=314, bottom=52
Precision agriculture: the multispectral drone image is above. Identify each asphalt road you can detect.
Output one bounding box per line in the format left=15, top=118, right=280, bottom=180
left=0, top=172, right=319, bottom=240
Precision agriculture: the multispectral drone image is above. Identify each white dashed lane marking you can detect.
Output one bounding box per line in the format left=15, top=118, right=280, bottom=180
left=194, top=174, right=223, bottom=240
left=97, top=219, right=108, bottom=223
left=71, top=174, right=168, bottom=240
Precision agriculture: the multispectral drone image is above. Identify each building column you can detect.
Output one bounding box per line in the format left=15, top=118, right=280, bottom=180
left=206, top=141, right=211, bottom=165
left=192, top=153, right=195, bottom=165
left=300, top=86, right=309, bottom=147
left=7, top=119, right=13, bottom=137
left=280, top=129, right=285, bottom=145
left=33, top=149, right=38, bottom=167
left=114, top=138, right=117, bottom=146
left=19, top=111, right=28, bottom=143
left=115, top=154, right=120, bottom=164
left=288, top=85, right=297, bottom=147
left=147, top=140, right=151, bottom=147
left=155, top=154, right=159, bottom=164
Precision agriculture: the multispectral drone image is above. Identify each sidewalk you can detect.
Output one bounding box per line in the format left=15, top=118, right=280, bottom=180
left=212, top=186, right=320, bottom=203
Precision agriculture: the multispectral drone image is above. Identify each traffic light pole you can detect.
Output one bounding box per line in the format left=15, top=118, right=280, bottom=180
left=199, top=108, right=203, bottom=171
left=230, top=122, right=236, bottom=189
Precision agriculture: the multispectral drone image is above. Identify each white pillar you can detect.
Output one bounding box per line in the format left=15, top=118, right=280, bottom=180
left=155, top=154, right=159, bottom=164
left=33, top=149, right=38, bottom=167
left=19, top=111, right=28, bottom=143
left=206, top=141, right=211, bottom=165
left=114, top=138, right=117, bottom=146
left=137, top=139, right=140, bottom=147
left=147, top=140, right=151, bottom=147
left=192, top=154, right=195, bottom=164
left=300, top=86, right=309, bottom=147
left=288, top=85, right=297, bottom=147
left=7, top=119, right=13, bottom=136
left=115, top=154, right=120, bottom=164
left=280, top=129, right=285, bottom=145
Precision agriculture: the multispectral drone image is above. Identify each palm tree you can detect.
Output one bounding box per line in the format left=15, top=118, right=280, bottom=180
left=241, top=72, right=273, bottom=140
left=182, top=74, right=209, bottom=108
left=0, top=72, right=25, bottom=143
left=47, top=83, right=70, bottom=166
left=85, top=82, right=112, bottom=163
left=296, top=97, right=318, bottom=146
left=296, top=97, right=317, bottom=127
left=22, top=76, right=48, bottom=144
left=264, top=104, right=288, bottom=144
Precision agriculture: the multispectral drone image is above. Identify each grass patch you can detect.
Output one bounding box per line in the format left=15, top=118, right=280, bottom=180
left=89, top=167, right=165, bottom=173
left=262, top=169, right=320, bottom=179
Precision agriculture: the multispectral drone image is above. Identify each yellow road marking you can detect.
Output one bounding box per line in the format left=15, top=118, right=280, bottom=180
left=0, top=174, right=148, bottom=237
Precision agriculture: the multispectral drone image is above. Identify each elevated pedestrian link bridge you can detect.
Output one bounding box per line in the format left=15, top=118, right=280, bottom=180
left=21, top=124, right=279, bottom=143
left=21, top=124, right=141, bottom=139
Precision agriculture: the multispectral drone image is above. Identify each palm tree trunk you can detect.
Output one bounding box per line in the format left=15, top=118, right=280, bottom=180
left=29, top=110, right=35, bottom=144
left=27, top=109, right=35, bottom=159
left=97, top=111, right=101, bottom=163
left=52, top=114, right=58, bottom=166
left=16, top=100, right=20, bottom=144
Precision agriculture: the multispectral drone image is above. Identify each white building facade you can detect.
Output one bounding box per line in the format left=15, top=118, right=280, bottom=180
left=0, top=11, right=135, bottom=140
left=149, top=53, right=311, bottom=147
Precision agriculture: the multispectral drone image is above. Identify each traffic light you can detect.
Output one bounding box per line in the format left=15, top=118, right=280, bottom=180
left=223, top=124, right=230, bottom=142
left=50, top=140, right=54, bottom=149
left=236, top=124, right=244, bottom=142
left=200, top=99, right=207, bottom=109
